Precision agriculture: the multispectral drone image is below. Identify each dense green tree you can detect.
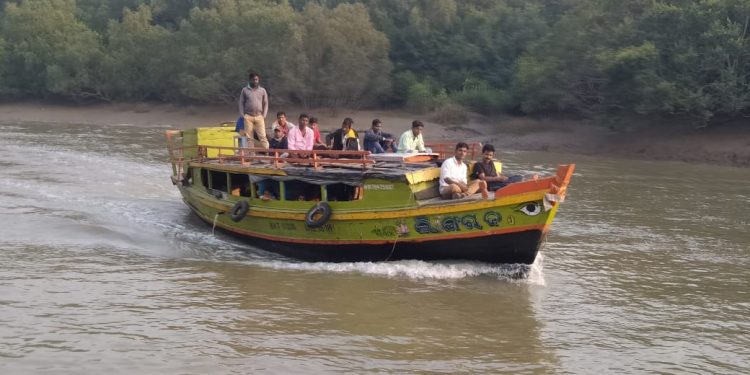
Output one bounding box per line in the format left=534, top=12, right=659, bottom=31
left=0, top=0, right=102, bottom=98
left=0, top=0, right=747, bottom=126
left=169, top=0, right=301, bottom=103
left=292, top=3, right=391, bottom=107
left=96, top=5, right=174, bottom=101
left=76, top=0, right=146, bottom=32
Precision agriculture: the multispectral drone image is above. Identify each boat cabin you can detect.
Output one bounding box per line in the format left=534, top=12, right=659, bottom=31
left=167, top=126, right=500, bottom=211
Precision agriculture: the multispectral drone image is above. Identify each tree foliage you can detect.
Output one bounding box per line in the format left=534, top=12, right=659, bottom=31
left=292, top=3, right=391, bottom=107
left=0, top=0, right=102, bottom=97
left=0, top=0, right=748, bottom=126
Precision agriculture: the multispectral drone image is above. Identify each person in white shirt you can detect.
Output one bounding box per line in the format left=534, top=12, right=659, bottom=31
left=287, top=113, right=314, bottom=152
left=397, top=120, right=428, bottom=153
left=439, top=142, right=488, bottom=199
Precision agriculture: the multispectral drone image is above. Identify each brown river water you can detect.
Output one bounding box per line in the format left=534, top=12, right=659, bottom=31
left=1, top=122, right=748, bottom=374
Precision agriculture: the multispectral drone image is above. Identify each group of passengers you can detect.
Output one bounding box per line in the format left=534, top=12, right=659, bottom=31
left=240, top=111, right=427, bottom=156
left=439, top=142, right=515, bottom=200
left=238, top=72, right=429, bottom=154
left=238, top=72, right=511, bottom=201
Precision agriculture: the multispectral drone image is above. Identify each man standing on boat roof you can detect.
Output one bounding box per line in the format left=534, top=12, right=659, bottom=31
left=440, top=142, right=489, bottom=200
left=397, top=120, right=428, bottom=153
left=238, top=72, right=269, bottom=149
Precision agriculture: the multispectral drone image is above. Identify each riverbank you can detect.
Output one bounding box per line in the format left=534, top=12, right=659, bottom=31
left=1, top=101, right=747, bottom=167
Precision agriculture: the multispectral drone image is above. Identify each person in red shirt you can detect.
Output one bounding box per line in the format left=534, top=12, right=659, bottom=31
left=309, top=117, right=328, bottom=150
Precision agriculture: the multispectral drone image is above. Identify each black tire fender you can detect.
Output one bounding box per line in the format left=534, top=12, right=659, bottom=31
left=230, top=200, right=250, bottom=222
left=305, top=201, right=332, bottom=228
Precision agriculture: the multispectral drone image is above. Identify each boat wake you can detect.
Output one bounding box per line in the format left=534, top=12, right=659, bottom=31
left=247, top=255, right=546, bottom=284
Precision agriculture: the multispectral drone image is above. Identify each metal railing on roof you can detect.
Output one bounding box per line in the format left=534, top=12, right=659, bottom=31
left=425, top=142, right=482, bottom=160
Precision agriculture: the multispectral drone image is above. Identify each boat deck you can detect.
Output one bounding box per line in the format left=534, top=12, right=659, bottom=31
left=416, top=192, right=495, bottom=206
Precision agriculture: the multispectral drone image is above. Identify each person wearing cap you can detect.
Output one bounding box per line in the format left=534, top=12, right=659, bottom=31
left=326, top=118, right=358, bottom=151
left=397, top=120, right=427, bottom=153
left=364, top=119, right=396, bottom=154
left=269, top=126, right=288, bottom=150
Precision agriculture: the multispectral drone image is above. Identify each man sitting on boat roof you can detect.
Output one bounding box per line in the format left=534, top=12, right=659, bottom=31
left=364, top=118, right=397, bottom=154
left=397, top=120, right=430, bottom=153
left=440, top=142, right=489, bottom=200
left=269, top=126, right=288, bottom=151
left=272, top=111, right=291, bottom=137
left=309, top=117, right=328, bottom=150
left=326, top=118, right=358, bottom=151
left=287, top=113, right=314, bottom=152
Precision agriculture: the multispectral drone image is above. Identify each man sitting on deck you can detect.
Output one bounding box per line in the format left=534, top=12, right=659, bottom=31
left=397, top=120, right=428, bottom=153
left=269, top=127, right=288, bottom=152
left=326, top=118, right=358, bottom=151
left=471, top=144, right=510, bottom=191
left=309, top=117, right=328, bottom=150
left=272, top=112, right=291, bottom=137
left=364, top=119, right=396, bottom=154
left=440, top=142, right=488, bottom=200
left=287, top=113, right=314, bottom=152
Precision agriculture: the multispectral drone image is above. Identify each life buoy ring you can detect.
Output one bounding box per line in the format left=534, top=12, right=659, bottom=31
left=305, top=201, right=332, bottom=228
left=230, top=200, right=250, bottom=222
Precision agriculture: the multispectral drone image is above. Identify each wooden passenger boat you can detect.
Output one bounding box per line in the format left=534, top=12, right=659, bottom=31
left=165, top=125, right=574, bottom=264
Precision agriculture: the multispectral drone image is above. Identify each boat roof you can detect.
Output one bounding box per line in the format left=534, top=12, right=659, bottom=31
left=193, top=157, right=441, bottom=185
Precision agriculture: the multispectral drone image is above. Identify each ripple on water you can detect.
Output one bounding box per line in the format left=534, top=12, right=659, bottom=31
left=2, top=123, right=749, bottom=373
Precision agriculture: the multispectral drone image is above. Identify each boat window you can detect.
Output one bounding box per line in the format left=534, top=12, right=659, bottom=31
left=200, top=169, right=209, bottom=188
left=284, top=180, right=322, bottom=201
left=209, top=170, right=228, bottom=192
left=229, top=173, right=251, bottom=197
left=254, top=179, right=280, bottom=200
left=326, top=183, right=363, bottom=201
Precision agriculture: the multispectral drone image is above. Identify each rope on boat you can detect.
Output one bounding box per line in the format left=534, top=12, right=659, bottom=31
left=384, top=191, right=417, bottom=261
left=212, top=213, right=220, bottom=236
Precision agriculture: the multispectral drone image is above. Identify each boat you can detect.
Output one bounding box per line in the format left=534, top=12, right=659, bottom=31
left=165, top=124, right=574, bottom=264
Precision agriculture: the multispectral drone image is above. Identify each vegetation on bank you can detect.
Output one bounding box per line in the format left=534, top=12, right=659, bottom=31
left=0, top=0, right=749, bottom=127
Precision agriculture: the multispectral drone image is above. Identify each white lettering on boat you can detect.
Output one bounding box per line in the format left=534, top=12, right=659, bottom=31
left=364, top=184, right=394, bottom=191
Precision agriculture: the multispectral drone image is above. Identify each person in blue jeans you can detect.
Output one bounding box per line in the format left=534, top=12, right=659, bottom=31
left=363, top=119, right=396, bottom=154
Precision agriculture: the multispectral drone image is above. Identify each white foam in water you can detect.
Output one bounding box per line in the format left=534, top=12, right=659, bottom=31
left=239, top=254, right=546, bottom=284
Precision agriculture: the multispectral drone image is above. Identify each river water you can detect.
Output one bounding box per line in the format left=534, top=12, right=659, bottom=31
left=0, top=122, right=748, bottom=374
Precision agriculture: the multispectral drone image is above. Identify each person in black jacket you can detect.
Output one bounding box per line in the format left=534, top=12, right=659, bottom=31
left=326, top=118, right=358, bottom=150
left=268, top=127, right=288, bottom=150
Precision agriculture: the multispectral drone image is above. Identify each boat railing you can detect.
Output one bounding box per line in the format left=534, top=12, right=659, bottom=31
left=189, top=144, right=375, bottom=170
left=165, top=130, right=184, bottom=184
left=425, top=142, right=482, bottom=159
